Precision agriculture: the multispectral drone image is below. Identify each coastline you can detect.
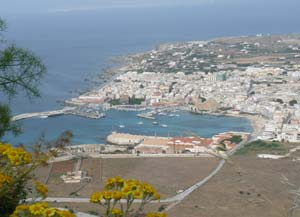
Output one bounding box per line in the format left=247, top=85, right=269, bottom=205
left=189, top=111, right=264, bottom=140
left=218, top=113, right=265, bottom=139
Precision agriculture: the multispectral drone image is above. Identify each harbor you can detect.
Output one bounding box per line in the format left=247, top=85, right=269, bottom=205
left=5, top=109, right=252, bottom=146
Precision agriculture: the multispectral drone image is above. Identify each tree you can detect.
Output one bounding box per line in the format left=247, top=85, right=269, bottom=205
left=275, top=98, right=284, bottom=104
left=0, top=17, right=46, bottom=138
left=289, top=99, right=298, bottom=107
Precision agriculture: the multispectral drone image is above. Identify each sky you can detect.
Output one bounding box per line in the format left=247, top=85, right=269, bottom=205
left=1, top=0, right=213, bottom=14
left=0, top=0, right=278, bottom=14
left=0, top=0, right=299, bottom=15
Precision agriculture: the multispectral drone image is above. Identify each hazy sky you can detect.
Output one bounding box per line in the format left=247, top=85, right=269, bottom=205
left=0, top=0, right=299, bottom=15
left=0, top=0, right=263, bottom=14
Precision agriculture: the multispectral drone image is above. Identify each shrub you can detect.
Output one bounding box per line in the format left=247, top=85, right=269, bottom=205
left=90, top=176, right=166, bottom=217
left=0, top=142, right=74, bottom=217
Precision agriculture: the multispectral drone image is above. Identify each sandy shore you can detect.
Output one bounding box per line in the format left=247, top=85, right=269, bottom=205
left=225, top=113, right=266, bottom=139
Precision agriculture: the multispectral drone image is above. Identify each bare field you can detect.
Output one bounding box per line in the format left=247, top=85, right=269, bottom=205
left=167, top=155, right=300, bottom=217
left=35, top=157, right=218, bottom=198
left=36, top=154, right=300, bottom=217
left=230, top=54, right=284, bottom=64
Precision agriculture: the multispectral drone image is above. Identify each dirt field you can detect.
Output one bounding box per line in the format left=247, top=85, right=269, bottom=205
left=167, top=154, right=300, bottom=217
left=37, top=157, right=218, bottom=198
left=36, top=152, right=300, bottom=217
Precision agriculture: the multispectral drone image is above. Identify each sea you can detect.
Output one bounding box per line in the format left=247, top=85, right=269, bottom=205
left=2, top=3, right=300, bottom=145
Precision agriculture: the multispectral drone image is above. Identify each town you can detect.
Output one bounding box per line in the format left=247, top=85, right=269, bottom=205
left=65, top=131, right=249, bottom=156
left=66, top=34, right=300, bottom=143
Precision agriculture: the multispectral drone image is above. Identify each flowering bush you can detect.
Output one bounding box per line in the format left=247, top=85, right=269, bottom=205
left=0, top=142, right=74, bottom=217
left=11, top=202, right=74, bottom=217
left=90, top=176, right=166, bottom=217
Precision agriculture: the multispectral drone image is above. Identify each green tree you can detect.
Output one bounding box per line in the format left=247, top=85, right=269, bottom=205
left=0, top=18, right=46, bottom=138
left=289, top=99, right=297, bottom=106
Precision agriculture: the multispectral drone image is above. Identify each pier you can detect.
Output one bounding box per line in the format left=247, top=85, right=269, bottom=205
left=12, top=107, right=76, bottom=121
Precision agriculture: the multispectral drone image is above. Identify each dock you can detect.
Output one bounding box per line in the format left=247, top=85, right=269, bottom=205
left=12, top=107, right=76, bottom=121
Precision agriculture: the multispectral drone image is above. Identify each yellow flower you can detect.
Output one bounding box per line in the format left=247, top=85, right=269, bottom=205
left=121, top=185, right=133, bottom=196
left=57, top=210, right=75, bottom=217
left=111, top=208, right=123, bottom=217
left=146, top=212, right=167, bottom=217
left=112, top=191, right=123, bottom=200
left=10, top=205, right=30, bottom=217
left=43, top=208, right=57, bottom=217
left=133, top=190, right=143, bottom=199
left=114, top=176, right=124, bottom=184
left=16, top=205, right=30, bottom=211
left=1, top=145, right=32, bottom=166
left=0, top=173, right=13, bottom=185
left=153, top=193, right=161, bottom=201
left=29, top=202, right=48, bottom=215
left=142, top=183, right=156, bottom=195
left=23, top=152, right=32, bottom=164
left=90, top=192, right=103, bottom=203
left=35, top=181, right=48, bottom=198
left=105, top=176, right=124, bottom=190
left=91, top=176, right=163, bottom=216
left=102, top=191, right=113, bottom=200
left=0, top=143, right=11, bottom=155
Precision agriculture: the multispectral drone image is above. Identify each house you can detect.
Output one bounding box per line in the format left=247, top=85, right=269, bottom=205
left=150, top=92, right=163, bottom=105
left=167, top=137, right=212, bottom=153
left=134, top=137, right=170, bottom=154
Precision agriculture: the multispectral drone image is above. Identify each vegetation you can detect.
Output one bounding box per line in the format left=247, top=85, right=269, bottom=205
left=90, top=176, right=166, bottom=217
left=128, top=97, right=145, bottom=105
left=0, top=17, right=46, bottom=139
left=275, top=98, right=284, bottom=104
left=0, top=141, right=75, bottom=217
left=220, top=135, right=242, bottom=146
left=0, top=105, right=20, bottom=138
left=109, top=99, right=121, bottom=106
left=235, top=140, right=288, bottom=155
left=289, top=99, right=298, bottom=106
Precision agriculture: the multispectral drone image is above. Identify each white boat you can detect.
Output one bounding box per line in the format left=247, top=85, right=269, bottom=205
left=119, top=125, right=125, bottom=128
left=158, top=112, right=167, bottom=116
left=153, top=121, right=158, bottom=125
left=161, top=124, right=168, bottom=128
left=39, top=115, right=48, bottom=119
left=137, top=122, right=143, bottom=125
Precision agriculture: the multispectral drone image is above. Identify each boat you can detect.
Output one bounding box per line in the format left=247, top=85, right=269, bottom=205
left=137, top=113, right=155, bottom=120
left=137, top=121, right=143, bottom=125
left=153, top=121, right=158, bottom=125
left=39, top=115, right=48, bottom=119
left=158, top=112, right=167, bottom=116
left=161, top=124, right=168, bottom=128
left=119, top=125, right=125, bottom=128
left=169, top=114, right=175, bottom=117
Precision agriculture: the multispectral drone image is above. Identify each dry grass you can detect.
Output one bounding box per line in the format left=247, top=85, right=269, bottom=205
left=167, top=154, right=300, bottom=217
left=35, top=157, right=218, bottom=198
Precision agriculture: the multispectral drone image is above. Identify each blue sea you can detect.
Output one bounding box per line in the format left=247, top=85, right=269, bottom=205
left=5, top=110, right=252, bottom=145
left=2, top=3, right=300, bottom=145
